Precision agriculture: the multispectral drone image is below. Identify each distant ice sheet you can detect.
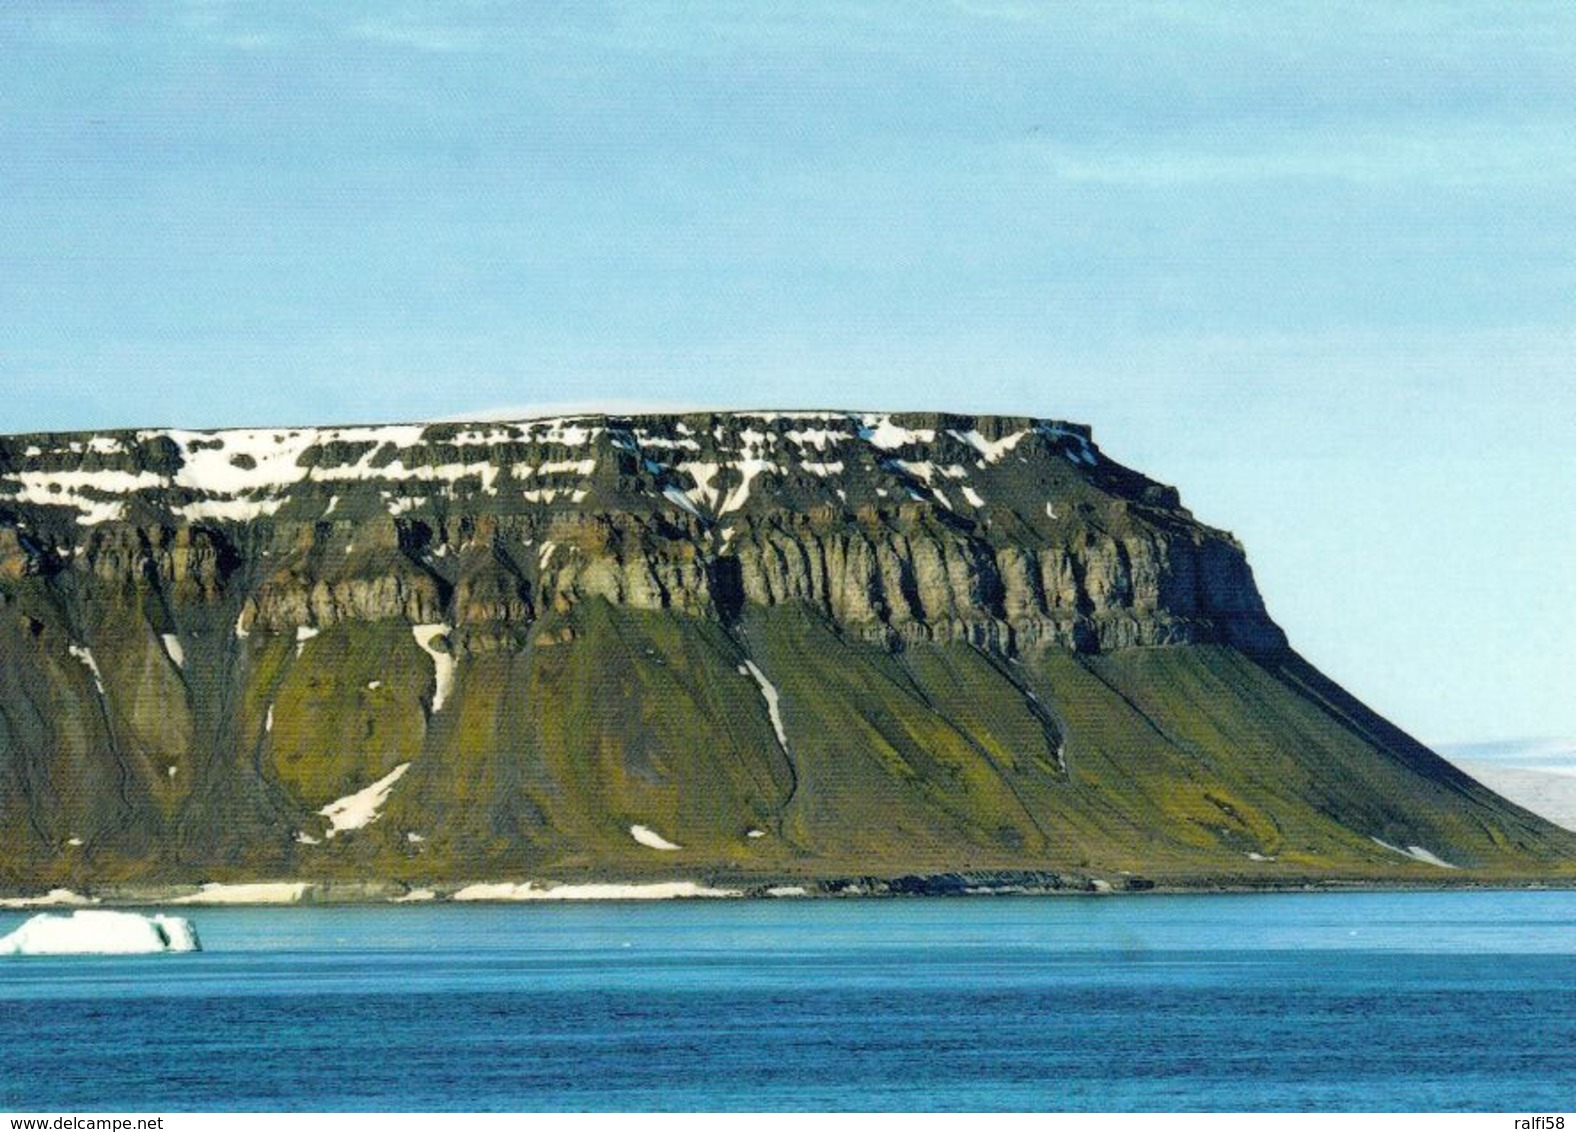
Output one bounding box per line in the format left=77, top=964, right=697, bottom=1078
left=1449, top=762, right=1576, bottom=831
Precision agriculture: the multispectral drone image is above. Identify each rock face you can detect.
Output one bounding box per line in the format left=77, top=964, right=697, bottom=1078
left=0, top=410, right=1570, bottom=887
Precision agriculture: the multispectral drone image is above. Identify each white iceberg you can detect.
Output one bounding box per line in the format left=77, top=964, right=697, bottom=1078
left=0, top=910, right=201, bottom=956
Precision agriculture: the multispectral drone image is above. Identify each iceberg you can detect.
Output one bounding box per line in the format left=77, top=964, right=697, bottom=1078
left=0, top=910, right=202, bottom=956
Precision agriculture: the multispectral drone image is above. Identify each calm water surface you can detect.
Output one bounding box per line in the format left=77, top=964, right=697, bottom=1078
left=1, top=891, right=1573, bottom=1111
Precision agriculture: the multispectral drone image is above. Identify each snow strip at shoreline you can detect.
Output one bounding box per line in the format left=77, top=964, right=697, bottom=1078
left=168, top=882, right=310, bottom=905
left=452, top=881, right=741, bottom=901
left=0, top=888, right=96, bottom=909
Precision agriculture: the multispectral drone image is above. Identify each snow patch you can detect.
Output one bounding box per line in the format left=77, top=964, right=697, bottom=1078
left=718, top=458, right=778, bottom=515
left=633, top=433, right=701, bottom=451
left=294, top=625, right=319, bottom=658
left=523, top=418, right=601, bottom=447
left=739, top=661, right=788, bottom=751
left=534, top=457, right=597, bottom=477
left=888, top=458, right=936, bottom=484
left=679, top=462, right=721, bottom=509
left=1, top=911, right=200, bottom=956
left=68, top=645, right=105, bottom=696
left=860, top=415, right=935, bottom=450
left=386, top=495, right=427, bottom=516
left=169, top=882, right=309, bottom=905
left=411, top=624, right=455, bottom=712
left=947, top=428, right=1029, bottom=463
left=264, top=705, right=274, bottom=733
left=174, top=496, right=285, bottom=524
left=1371, top=837, right=1458, bottom=869
left=447, top=426, right=520, bottom=447
left=320, top=763, right=411, bottom=837
left=1036, top=423, right=1098, bottom=465
left=166, top=427, right=320, bottom=495
left=160, top=633, right=184, bottom=670
left=662, top=483, right=703, bottom=518
left=5, top=469, right=166, bottom=526
left=961, top=486, right=985, bottom=508
left=630, top=824, right=683, bottom=851
left=766, top=886, right=808, bottom=898
left=393, top=888, right=436, bottom=903
left=452, top=881, right=740, bottom=901
left=0, top=889, right=95, bottom=909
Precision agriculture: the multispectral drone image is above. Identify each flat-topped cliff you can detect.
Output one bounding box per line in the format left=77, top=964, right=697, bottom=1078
left=0, top=410, right=1568, bottom=892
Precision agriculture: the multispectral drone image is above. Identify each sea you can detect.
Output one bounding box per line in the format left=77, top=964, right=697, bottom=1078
left=1, top=891, right=1573, bottom=1112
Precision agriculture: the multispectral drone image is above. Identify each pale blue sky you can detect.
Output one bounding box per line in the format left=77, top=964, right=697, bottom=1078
left=2, top=2, right=1572, bottom=743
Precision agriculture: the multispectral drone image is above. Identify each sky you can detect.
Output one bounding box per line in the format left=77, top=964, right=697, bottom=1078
left=1, top=2, right=1573, bottom=745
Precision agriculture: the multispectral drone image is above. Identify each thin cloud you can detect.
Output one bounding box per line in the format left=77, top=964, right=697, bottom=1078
left=346, top=19, right=493, bottom=54
left=1030, top=121, right=1575, bottom=188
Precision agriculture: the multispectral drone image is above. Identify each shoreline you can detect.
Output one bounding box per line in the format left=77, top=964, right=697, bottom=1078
left=5, top=872, right=1574, bottom=908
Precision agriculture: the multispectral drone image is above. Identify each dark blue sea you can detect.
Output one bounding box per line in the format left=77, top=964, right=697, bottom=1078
left=1, top=891, right=1573, bottom=1111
